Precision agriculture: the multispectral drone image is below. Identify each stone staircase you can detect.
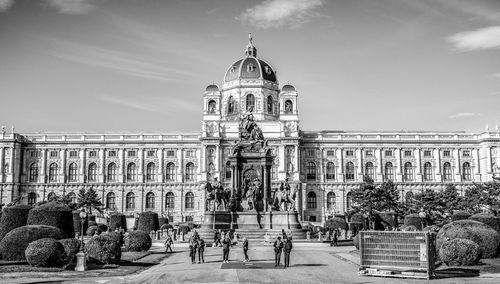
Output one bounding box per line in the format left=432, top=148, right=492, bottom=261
left=196, top=228, right=306, bottom=242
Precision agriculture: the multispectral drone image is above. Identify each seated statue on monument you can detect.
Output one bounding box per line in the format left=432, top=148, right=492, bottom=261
left=273, top=177, right=296, bottom=211
left=243, top=178, right=262, bottom=211
left=240, top=106, right=265, bottom=142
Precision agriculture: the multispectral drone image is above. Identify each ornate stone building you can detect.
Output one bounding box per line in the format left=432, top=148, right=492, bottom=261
left=1, top=38, right=500, bottom=224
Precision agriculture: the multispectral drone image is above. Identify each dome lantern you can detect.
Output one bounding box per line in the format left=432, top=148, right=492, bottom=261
left=244, top=33, right=257, bottom=57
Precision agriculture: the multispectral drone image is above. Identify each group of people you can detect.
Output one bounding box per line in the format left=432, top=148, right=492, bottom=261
left=273, top=230, right=293, bottom=268
left=188, top=232, right=206, bottom=264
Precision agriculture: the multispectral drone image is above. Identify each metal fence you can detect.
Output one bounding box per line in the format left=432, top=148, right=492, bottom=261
left=358, top=231, right=436, bottom=279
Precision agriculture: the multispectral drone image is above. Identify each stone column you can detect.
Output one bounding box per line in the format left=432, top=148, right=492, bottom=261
left=454, top=148, right=461, bottom=182
left=435, top=148, right=442, bottom=181
left=416, top=148, right=422, bottom=182
left=376, top=148, right=383, bottom=182
left=263, top=164, right=268, bottom=211
left=338, top=148, right=344, bottom=182
left=473, top=148, right=481, bottom=181
left=395, top=148, right=402, bottom=182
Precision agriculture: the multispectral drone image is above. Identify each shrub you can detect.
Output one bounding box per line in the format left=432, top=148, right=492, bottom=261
left=0, top=204, right=32, bottom=242
left=423, top=225, right=441, bottom=235
left=402, top=225, right=417, bottom=231
left=97, top=223, right=108, bottom=232
left=124, top=230, right=152, bottom=252
left=86, top=225, right=102, bottom=236
left=158, top=217, right=169, bottom=227
left=178, top=225, right=190, bottom=235
left=439, top=238, right=481, bottom=266
left=85, top=234, right=121, bottom=264
left=0, top=225, right=65, bottom=261
left=109, top=214, right=127, bottom=231
left=376, top=212, right=398, bottom=230
left=452, top=211, right=471, bottom=222
left=353, top=234, right=360, bottom=250
left=469, top=213, right=500, bottom=233
left=137, top=212, right=159, bottom=233
left=25, top=238, right=66, bottom=267
left=349, top=222, right=363, bottom=234
left=404, top=214, right=423, bottom=230
left=105, top=231, right=124, bottom=247
left=160, top=224, right=173, bottom=231
left=350, top=213, right=366, bottom=228
left=27, top=202, right=74, bottom=238
left=88, top=221, right=97, bottom=227
left=325, top=217, right=348, bottom=231
left=436, top=220, right=500, bottom=259
left=58, top=238, right=81, bottom=264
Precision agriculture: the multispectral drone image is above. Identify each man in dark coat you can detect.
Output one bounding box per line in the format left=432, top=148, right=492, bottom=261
left=198, top=238, right=206, bottom=263
left=189, top=235, right=198, bottom=264
left=214, top=230, right=222, bottom=247
left=242, top=237, right=249, bottom=262
left=222, top=235, right=231, bottom=263
left=273, top=236, right=284, bottom=267
left=284, top=237, right=293, bottom=268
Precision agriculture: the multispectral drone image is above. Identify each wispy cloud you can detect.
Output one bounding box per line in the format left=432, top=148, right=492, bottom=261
left=98, top=93, right=198, bottom=113
left=0, top=0, right=14, bottom=12
left=47, top=39, right=193, bottom=81
left=238, top=0, right=324, bottom=29
left=449, top=112, right=482, bottom=119
left=44, top=0, right=96, bottom=15
left=448, top=26, right=500, bottom=51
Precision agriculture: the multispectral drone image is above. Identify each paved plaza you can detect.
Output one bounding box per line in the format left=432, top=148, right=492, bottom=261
left=4, top=243, right=500, bottom=284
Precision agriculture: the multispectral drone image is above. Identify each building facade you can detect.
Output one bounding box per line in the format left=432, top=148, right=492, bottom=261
left=1, top=39, right=500, bottom=224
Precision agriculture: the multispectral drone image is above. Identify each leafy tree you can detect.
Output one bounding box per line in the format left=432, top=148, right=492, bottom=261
left=350, top=176, right=400, bottom=216
left=461, top=180, right=500, bottom=215
left=406, top=185, right=464, bottom=224
left=42, top=193, right=78, bottom=210
left=77, top=188, right=103, bottom=214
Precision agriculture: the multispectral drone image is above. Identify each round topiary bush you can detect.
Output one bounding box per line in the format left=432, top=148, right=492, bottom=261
left=158, top=217, right=169, bottom=227
left=58, top=238, right=81, bottom=264
left=353, top=234, right=360, bottom=250
left=404, top=214, right=424, bottom=230
left=85, top=234, right=121, bottom=264
left=27, top=202, right=74, bottom=238
left=109, top=214, right=127, bottom=231
left=325, top=217, right=348, bottom=231
left=0, top=225, right=65, bottom=261
left=437, top=220, right=500, bottom=259
left=105, top=231, right=124, bottom=247
left=452, top=211, right=471, bottom=222
left=376, top=212, right=398, bottom=230
left=0, top=204, right=32, bottom=242
left=350, top=213, right=366, bottom=228
left=124, top=230, right=152, bottom=252
left=439, top=238, right=482, bottom=266
left=137, top=211, right=159, bottom=233
left=469, top=213, right=500, bottom=234
left=87, top=225, right=102, bottom=236
left=25, top=238, right=66, bottom=267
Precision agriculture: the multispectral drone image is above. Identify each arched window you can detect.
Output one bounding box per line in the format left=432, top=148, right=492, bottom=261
left=27, top=192, right=37, bottom=206
left=107, top=163, right=117, bottom=182
left=47, top=191, right=57, bottom=201
left=165, top=192, right=175, bottom=209
left=67, top=192, right=77, bottom=204
left=345, top=162, right=355, bottom=181
left=207, top=100, right=216, bottom=113
left=29, top=163, right=39, bottom=182
left=227, top=96, right=234, bottom=114
left=365, top=162, right=374, bottom=179
left=404, top=162, right=413, bottom=181
left=185, top=162, right=195, bottom=181
left=346, top=192, right=353, bottom=210
left=443, top=162, right=452, bottom=181
left=384, top=162, right=394, bottom=181
left=306, top=162, right=316, bottom=180
left=225, top=161, right=231, bottom=180
left=106, top=192, right=116, bottom=210
left=284, top=100, right=293, bottom=114
left=462, top=162, right=472, bottom=181
left=327, top=191, right=336, bottom=210
left=423, top=162, right=432, bottom=181
left=126, top=192, right=135, bottom=210
left=326, top=162, right=335, bottom=180
left=267, top=96, right=273, bottom=113
left=185, top=192, right=194, bottom=209
left=68, top=163, right=78, bottom=182
left=88, top=163, right=97, bottom=182
left=166, top=162, right=175, bottom=181
left=307, top=192, right=317, bottom=209
left=48, top=163, right=58, bottom=182
left=146, top=162, right=156, bottom=182
left=127, top=163, right=137, bottom=181
left=145, top=192, right=155, bottom=209
left=246, top=93, right=255, bottom=111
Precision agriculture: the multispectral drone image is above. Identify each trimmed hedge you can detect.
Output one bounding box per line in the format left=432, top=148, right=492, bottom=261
left=97, top=223, right=108, bottom=233
left=58, top=238, right=81, bottom=264
left=350, top=213, right=366, bottom=228
left=436, top=220, right=500, bottom=259
left=469, top=213, right=500, bottom=233
left=105, top=231, right=124, bottom=247
left=403, top=214, right=423, bottom=230
left=85, top=234, right=122, bottom=264
left=109, top=214, right=127, bottom=231
left=452, top=211, right=471, bottom=222
left=27, top=202, right=74, bottom=238
left=25, top=238, right=66, bottom=267
left=137, top=212, right=159, bottom=233
left=159, top=217, right=169, bottom=227
left=402, top=225, right=417, bottom=231
left=124, top=230, right=152, bottom=252
left=0, top=225, right=65, bottom=261
left=87, top=225, right=102, bottom=236
left=0, top=204, right=32, bottom=242
left=325, top=217, right=348, bottom=231
left=439, top=238, right=482, bottom=266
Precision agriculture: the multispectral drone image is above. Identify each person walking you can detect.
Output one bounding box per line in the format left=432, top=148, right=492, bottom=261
left=284, top=237, right=293, bottom=268
left=165, top=234, right=173, bottom=253
left=222, top=235, right=231, bottom=263
left=198, top=238, right=206, bottom=263
left=214, top=230, right=222, bottom=247
left=273, top=236, right=284, bottom=267
left=189, top=235, right=198, bottom=264
left=330, top=229, right=338, bottom=247
left=242, top=237, right=249, bottom=262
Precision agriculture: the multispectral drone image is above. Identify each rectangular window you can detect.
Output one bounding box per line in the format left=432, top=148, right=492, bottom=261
left=346, top=150, right=354, bottom=157
left=186, top=150, right=195, bottom=157
left=385, top=150, right=393, bottom=157
left=108, top=150, right=117, bottom=157
left=443, top=150, right=451, bottom=157
left=166, top=150, right=175, bottom=157
left=50, top=151, right=58, bottom=158
left=306, top=149, right=315, bottom=157
left=404, top=150, right=412, bottom=157
left=147, top=150, right=156, bottom=157
left=30, top=151, right=39, bottom=158
left=462, top=150, right=470, bottom=157
left=185, top=216, right=194, bottom=222
left=326, top=150, right=335, bottom=157
left=365, top=150, right=373, bottom=157
left=128, top=150, right=136, bottom=157
left=69, top=150, right=78, bottom=158
left=423, top=150, right=432, bottom=157
left=89, top=151, right=97, bottom=157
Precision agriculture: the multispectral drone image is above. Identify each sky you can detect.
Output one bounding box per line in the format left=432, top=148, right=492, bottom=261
left=0, top=0, right=499, bottom=134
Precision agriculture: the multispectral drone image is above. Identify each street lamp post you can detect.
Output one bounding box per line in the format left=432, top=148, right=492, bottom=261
left=75, top=210, right=87, bottom=271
